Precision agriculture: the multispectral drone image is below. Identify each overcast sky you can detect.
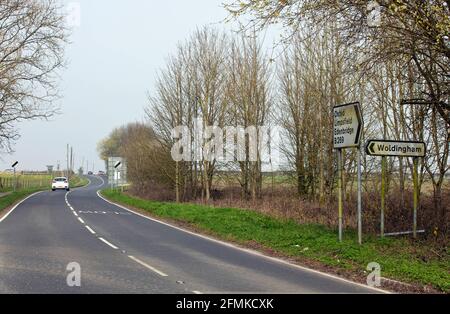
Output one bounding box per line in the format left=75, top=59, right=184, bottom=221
left=0, top=0, right=247, bottom=172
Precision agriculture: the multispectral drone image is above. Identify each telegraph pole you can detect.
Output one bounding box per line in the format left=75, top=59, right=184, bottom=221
left=66, top=144, right=69, bottom=179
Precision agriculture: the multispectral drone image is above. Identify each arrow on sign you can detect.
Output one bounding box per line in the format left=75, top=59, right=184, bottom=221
left=354, top=104, right=362, bottom=145
left=368, top=142, right=376, bottom=155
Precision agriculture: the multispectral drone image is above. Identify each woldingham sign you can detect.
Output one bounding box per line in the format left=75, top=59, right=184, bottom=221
left=366, top=140, right=426, bottom=157
left=333, top=102, right=362, bottom=148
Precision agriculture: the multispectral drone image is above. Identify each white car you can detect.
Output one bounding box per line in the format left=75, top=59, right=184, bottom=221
left=52, top=177, right=70, bottom=191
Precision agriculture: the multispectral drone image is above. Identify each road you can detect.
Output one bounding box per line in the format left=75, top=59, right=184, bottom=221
left=0, top=176, right=382, bottom=294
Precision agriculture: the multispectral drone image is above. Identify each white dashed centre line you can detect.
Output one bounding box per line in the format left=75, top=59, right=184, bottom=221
left=99, top=237, right=119, bottom=250
left=85, top=225, right=96, bottom=234
left=66, top=181, right=174, bottom=280
left=128, top=255, right=168, bottom=277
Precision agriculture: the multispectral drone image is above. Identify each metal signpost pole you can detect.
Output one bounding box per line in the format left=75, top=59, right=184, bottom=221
left=357, top=148, right=362, bottom=244
left=338, top=149, right=343, bottom=242
left=380, top=156, right=386, bottom=238
left=413, top=157, right=419, bottom=239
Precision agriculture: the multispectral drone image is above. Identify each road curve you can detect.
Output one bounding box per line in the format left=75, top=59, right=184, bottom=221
left=0, top=176, right=382, bottom=293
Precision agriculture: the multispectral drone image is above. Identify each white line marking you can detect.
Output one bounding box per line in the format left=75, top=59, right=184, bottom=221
left=97, top=175, right=105, bottom=187
left=73, top=211, right=78, bottom=217
left=0, top=191, right=44, bottom=223
left=77, top=217, right=85, bottom=224
left=85, top=225, right=96, bottom=234
left=192, top=291, right=203, bottom=294
left=99, top=237, right=119, bottom=250
left=128, top=255, right=168, bottom=277
left=97, top=190, right=389, bottom=294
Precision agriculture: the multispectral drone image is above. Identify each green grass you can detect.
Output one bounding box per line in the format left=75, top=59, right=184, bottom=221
left=0, top=187, right=47, bottom=213
left=101, top=189, right=450, bottom=292
left=69, top=175, right=89, bottom=188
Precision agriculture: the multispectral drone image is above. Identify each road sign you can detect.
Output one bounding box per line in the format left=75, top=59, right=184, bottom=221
left=333, top=102, right=363, bottom=243
left=107, top=157, right=127, bottom=187
left=11, top=161, right=18, bottom=168
left=333, top=102, right=363, bottom=148
left=366, top=140, right=426, bottom=157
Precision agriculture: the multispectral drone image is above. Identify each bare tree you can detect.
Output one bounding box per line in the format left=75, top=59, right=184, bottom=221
left=227, top=34, right=272, bottom=200
left=225, top=0, right=450, bottom=127
left=146, top=28, right=230, bottom=202
left=0, top=0, right=67, bottom=151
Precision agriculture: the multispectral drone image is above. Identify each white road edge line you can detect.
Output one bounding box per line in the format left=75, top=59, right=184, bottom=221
left=128, top=255, right=168, bottom=277
left=99, top=237, right=119, bottom=249
left=97, top=190, right=389, bottom=294
left=77, top=217, right=85, bottom=224
left=192, top=291, right=203, bottom=294
left=0, top=191, right=45, bottom=223
left=85, top=225, right=96, bottom=234
left=73, top=211, right=79, bottom=217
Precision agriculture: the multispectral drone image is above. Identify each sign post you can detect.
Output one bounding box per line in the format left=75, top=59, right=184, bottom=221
left=357, top=148, right=362, bottom=244
left=413, top=157, right=419, bottom=238
left=366, top=139, right=426, bottom=238
left=381, top=156, right=386, bottom=237
left=333, top=102, right=363, bottom=243
left=12, top=161, right=18, bottom=192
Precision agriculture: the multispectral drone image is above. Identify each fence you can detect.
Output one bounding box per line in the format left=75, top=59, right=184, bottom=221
left=0, top=174, right=53, bottom=192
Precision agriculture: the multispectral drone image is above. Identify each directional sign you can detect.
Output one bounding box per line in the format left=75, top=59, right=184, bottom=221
left=333, top=102, right=363, bottom=148
left=366, top=140, right=426, bottom=157
left=11, top=161, right=18, bottom=168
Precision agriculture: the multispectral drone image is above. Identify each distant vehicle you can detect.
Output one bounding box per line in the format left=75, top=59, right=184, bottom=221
left=97, top=170, right=105, bottom=175
left=87, top=171, right=93, bottom=175
left=52, top=177, right=69, bottom=191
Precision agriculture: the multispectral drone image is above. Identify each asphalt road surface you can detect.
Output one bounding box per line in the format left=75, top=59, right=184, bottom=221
left=0, top=176, right=382, bottom=294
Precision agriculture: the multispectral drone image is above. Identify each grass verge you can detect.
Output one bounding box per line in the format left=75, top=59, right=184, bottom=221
left=101, top=189, right=449, bottom=293
left=69, top=175, right=89, bottom=188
